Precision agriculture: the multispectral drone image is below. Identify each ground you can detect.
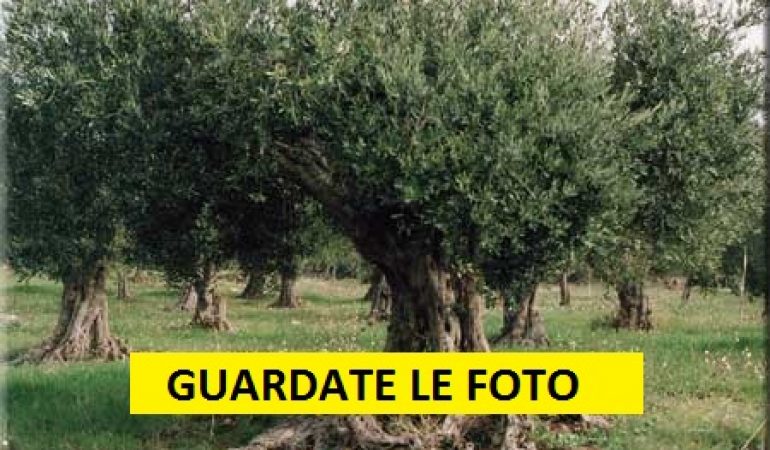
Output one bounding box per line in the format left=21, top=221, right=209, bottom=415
left=2, top=274, right=765, bottom=449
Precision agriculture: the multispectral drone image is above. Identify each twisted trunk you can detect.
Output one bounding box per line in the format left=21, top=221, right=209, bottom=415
left=264, top=138, right=534, bottom=448
left=22, top=264, right=129, bottom=363
left=383, top=255, right=489, bottom=352
left=493, top=284, right=549, bottom=346
left=240, top=269, right=266, bottom=299
left=191, top=263, right=231, bottom=331
left=614, top=280, right=652, bottom=330
left=271, top=264, right=300, bottom=308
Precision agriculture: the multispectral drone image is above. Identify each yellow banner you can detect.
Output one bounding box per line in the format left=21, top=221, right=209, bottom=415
left=130, top=352, right=643, bottom=415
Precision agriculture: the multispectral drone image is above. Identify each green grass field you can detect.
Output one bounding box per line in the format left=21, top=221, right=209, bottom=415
left=3, top=275, right=765, bottom=449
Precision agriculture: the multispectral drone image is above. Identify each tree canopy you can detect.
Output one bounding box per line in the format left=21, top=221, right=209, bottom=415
left=208, top=0, right=640, bottom=351
left=598, top=0, right=763, bottom=280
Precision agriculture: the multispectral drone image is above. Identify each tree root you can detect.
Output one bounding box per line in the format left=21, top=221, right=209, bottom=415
left=490, top=327, right=550, bottom=348
left=541, top=414, right=611, bottom=434
left=17, top=334, right=129, bottom=364
left=233, top=414, right=537, bottom=450
left=168, top=284, right=198, bottom=312
left=366, top=309, right=390, bottom=325
left=191, top=315, right=233, bottom=332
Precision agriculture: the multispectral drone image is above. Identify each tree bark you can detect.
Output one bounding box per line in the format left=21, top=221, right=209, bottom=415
left=191, top=263, right=232, bottom=331
left=366, top=268, right=392, bottom=321
left=173, top=283, right=197, bottom=311
left=382, top=255, right=489, bottom=352
left=271, top=265, right=300, bottom=308
left=493, top=284, right=549, bottom=347
left=559, top=271, right=571, bottom=306
left=614, top=280, right=652, bottom=330
left=22, top=264, right=129, bottom=363
left=117, top=269, right=131, bottom=301
left=240, top=269, right=266, bottom=299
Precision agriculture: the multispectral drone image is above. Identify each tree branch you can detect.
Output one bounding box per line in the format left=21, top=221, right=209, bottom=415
left=272, top=139, right=357, bottom=231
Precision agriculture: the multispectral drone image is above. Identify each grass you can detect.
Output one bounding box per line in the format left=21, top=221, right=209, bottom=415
left=2, top=274, right=765, bottom=449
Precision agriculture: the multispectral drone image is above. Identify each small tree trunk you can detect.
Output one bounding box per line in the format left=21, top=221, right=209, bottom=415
left=240, top=269, right=266, bottom=299
left=493, top=284, right=549, bottom=347
left=129, top=268, right=148, bottom=284
left=117, top=269, right=131, bottom=301
left=739, top=245, right=748, bottom=299
left=364, top=269, right=384, bottom=303
left=681, top=277, right=692, bottom=302
left=271, top=266, right=301, bottom=308
left=173, top=283, right=197, bottom=311
left=453, top=273, right=490, bottom=352
left=22, top=264, right=129, bottom=363
left=559, top=271, right=571, bottom=306
left=191, top=263, right=232, bottom=331
left=366, top=269, right=392, bottom=321
left=614, top=280, right=652, bottom=330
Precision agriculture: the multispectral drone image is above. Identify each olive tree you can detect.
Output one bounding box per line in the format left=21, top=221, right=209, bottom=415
left=223, top=1, right=641, bottom=445
left=220, top=177, right=321, bottom=309
left=1, top=0, right=154, bottom=361
left=242, top=0, right=633, bottom=355
left=602, top=0, right=763, bottom=328
left=123, top=0, right=321, bottom=324
left=110, top=0, right=240, bottom=329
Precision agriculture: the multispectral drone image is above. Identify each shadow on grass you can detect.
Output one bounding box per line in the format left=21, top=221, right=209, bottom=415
left=5, top=282, right=60, bottom=297
left=7, top=362, right=276, bottom=449
left=135, top=288, right=177, bottom=301
left=694, top=332, right=765, bottom=353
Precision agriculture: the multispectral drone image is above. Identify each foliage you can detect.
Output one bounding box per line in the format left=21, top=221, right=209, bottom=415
left=721, top=230, right=766, bottom=297
left=302, top=221, right=366, bottom=280
left=591, top=0, right=763, bottom=285
left=120, top=1, right=316, bottom=284
left=3, top=0, right=143, bottom=278
left=228, top=0, right=638, bottom=294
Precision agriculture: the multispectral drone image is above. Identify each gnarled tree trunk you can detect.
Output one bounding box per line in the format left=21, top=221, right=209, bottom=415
left=191, top=263, right=231, bottom=331
left=237, top=253, right=539, bottom=450
left=614, top=280, right=652, bottom=330
left=493, top=284, right=549, bottom=347
left=383, top=254, right=489, bottom=352
left=271, top=264, right=301, bottom=308
left=240, top=269, right=266, bottom=299
left=22, top=264, right=129, bottom=363
left=258, top=142, right=538, bottom=449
